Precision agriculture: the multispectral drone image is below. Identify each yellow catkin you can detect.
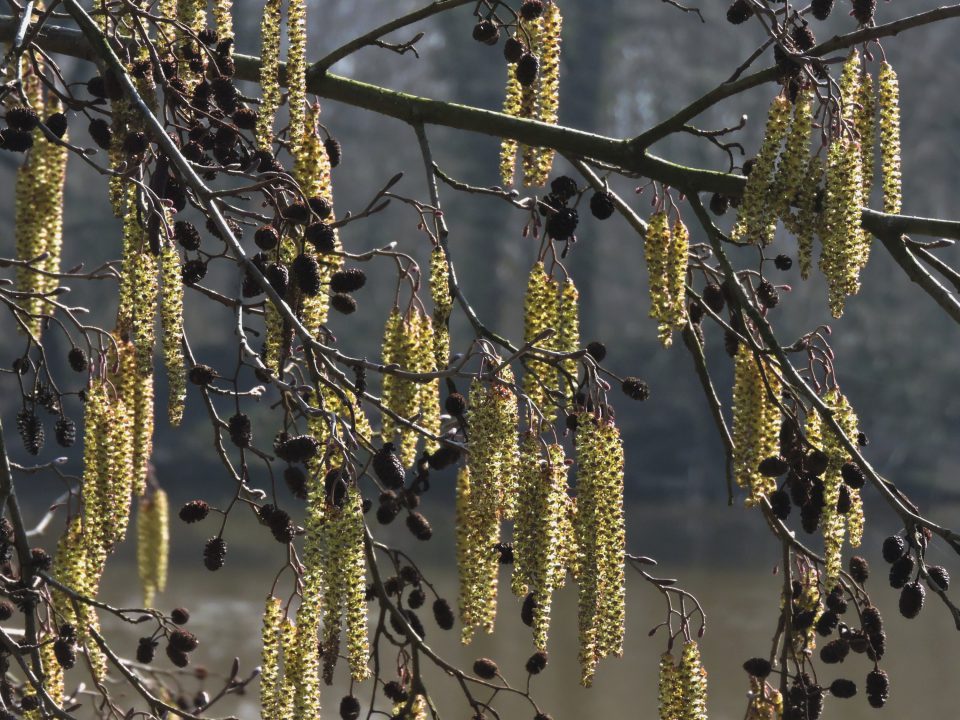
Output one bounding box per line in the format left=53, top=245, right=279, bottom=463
left=286, top=0, right=308, bottom=156
left=292, top=603, right=322, bottom=720
left=526, top=2, right=562, bottom=185
left=276, top=618, right=297, bottom=720
left=776, top=89, right=813, bottom=228
left=796, top=156, right=823, bottom=281
left=381, top=309, right=422, bottom=466
left=789, top=566, right=822, bottom=653
left=429, top=246, right=453, bottom=369
left=747, top=677, right=782, bottom=720
left=659, top=652, right=680, bottom=720
left=40, top=639, right=64, bottom=708
left=296, top=464, right=325, bottom=717
left=645, top=211, right=671, bottom=328
left=213, top=0, right=233, bottom=44
left=159, top=244, right=186, bottom=425
left=137, top=488, right=169, bottom=607
left=573, top=413, right=625, bottom=686
left=260, top=596, right=284, bottom=719
left=678, top=641, right=708, bottom=720
left=659, top=220, right=689, bottom=347
left=731, top=95, right=791, bottom=246
left=731, top=346, right=782, bottom=506
left=513, top=440, right=571, bottom=650
left=413, top=313, right=442, bottom=456
left=393, top=694, right=428, bottom=720
left=499, top=64, right=524, bottom=185
left=878, top=61, right=902, bottom=214
left=14, top=60, right=68, bottom=339
left=516, top=16, right=544, bottom=184
left=556, top=277, right=580, bottom=405
left=855, top=70, right=876, bottom=201
left=522, top=263, right=559, bottom=421
left=256, top=0, right=282, bottom=150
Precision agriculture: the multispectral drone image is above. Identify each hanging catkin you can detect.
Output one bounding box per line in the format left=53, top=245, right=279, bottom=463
left=731, top=95, right=791, bottom=246
left=260, top=596, right=284, bottom=719
left=878, top=61, right=902, bottom=214
left=677, top=641, right=709, bottom=720
left=522, top=263, right=559, bottom=421
left=137, top=488, right=169, bottom=607
left=573, top=412, right=625, bottom=686
left=286, top=0, right=308, bottom=156
left=775, top=88, right=813, bottom=228
left=159, top=243, right=186, bottom=425
left=256, top=0, right=282, bottom=150
left=556, top=276, right=580, bottom=402
left=430, top=246, right=453, bottom=369
left=500, top=15, right=542, bottom=185
left=523, top=2, right=563, bottom=186
left=731, top=345, right=782, bottom=506
left=645, top=213, right=688, bottom=347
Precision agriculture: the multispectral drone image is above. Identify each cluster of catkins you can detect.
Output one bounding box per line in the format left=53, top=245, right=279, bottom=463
left=658, top=642, right=708, bottom=720
left=722, top=28, right=902, bottom=317
left=497, top=0, right=564, bottom=186
left=644, top=212, right=690, bottom=347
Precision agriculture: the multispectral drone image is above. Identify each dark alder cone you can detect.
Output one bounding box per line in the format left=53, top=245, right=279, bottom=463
left=233, top=107, right=257, bottom=130
left=621, top=377, right=650, bottom=401
left=179, top=500, right=210, bottom=523
left=473, top=658, right=499, bottom=680
left=88, top=118, right=113, bottom=150
left=168, top=629, right=199, bottom=653
left=688, top=301, right=705, bottom=325
left=521, top=592, right=537, bottom=627
left=123, top=131, right=149, bottom=155
left=406, top=512, right=433, bottom=541
left=171, top=607, right=191, bottom=625
left=810, top=0, right=835, bottom=20
left=182, top=259, right=207, bottom=285
left=308, top=195, right=332, bottom=220
left=166, top=644, right=190, bottom=667
left=791, top=23, right=816, bottom=51
left=331, top=293, right=358, bottom=315
left=769, top=489, right=791, bottom=519
left=0, top=600, right=13, bottom=620
left=849, top=556, right=869, bottom=584
left=265, top=262, right=289, bottom=297
left=724, top=329, right=741, bottom=356
left=866, top=669, right=889, bottom=708
left=829, top=679, right=857, bottom=699
left=330, top=268, right=367, bottom=293
left=927, top=565, right=950, bottom=591
left=211, top=76, right=239, bottom=113
left=374, top=444, right=406, bottom=489
left=285, top=466, right=308, bottom=500
left=383, top=681, right=408, bottom=703
left=545, top=207, right=579, bottom=240
left=0, top=128, right=32, bottom=152
left=861, top=605, right=883, bottom=635
left=847, top=630, right=870, bottom=654
left=519, top=0, right=544, bottom=20
left=757, top=281, right=780, bottom=309
left=284, top=201, right=311, bottom=225
left=806, top=449, right=829, bottom=476
left=21, top=696, right=39, bottom=712
left=774, top=254, right=793, bottom=271
left=825, top=587, right=847, bottom=615
left=86, top=75, right=107, bottom=97
left=407, top=587, right=426, bottom=609
left=852, top=0, right=876, bottom=25
left=55, top=417, right=77, bottom=448
left=816, top=610, right=839, bottom=637
left=836, top=484, right=852, bottom=514
left=427, top=445, right=461, bottom=470
left=709, top=192, right=730, bottom=216
left=30, top=547, right=52, bottom=571
left=551, top=176, right=579, bottom=202
left=432, top=598, right=455, bottom=629
left=590, top=192, right=616, bottom=220
left=17, top=410, right=44, bottom=456
left=391, top=609, right=425, bottom=638
left=188, top=364, right=216, bottom=386
left=504, top=36, right=525, bottom=63
left=743, top=657, right=772, bottom=678
left=275, top=435, right=320, bottom=463
left=881, top=534, right=907, bottom=564
left=888, top=554, right=914, bottom=589
left=526, top=650, right=548, bottom=675
left=702, top=283, right=725, bottom=313
left=228, top=413, right=252, bottom=447
left=800, top=502, right=821, bottom=534
left=291, top=253, right=322, bottom=296
left=305, top=222, right=336, bottom=253
left=472, top=20, right=499, bottom=44
left=45, top=112, right=68, bottom=138
left=819, top=638, right=849, bottom=664
left=792, top=609, right=817, bottom=630
left=726, top=0, right=754, bottom=24
left=339, top=695, right=361, bottom=720
left=174, top=221, right=202, bottom=251
left=53, top=638, right=77, bottom=669
left=516, top=53, right=540, bottom=87
left=203, top=537, right=227, bottom=570
left=137, top=637, right=158, bottom=664
left=68, top=347, right=88, bottom=372
left=376, top=498, right=400, bottom=525
left=840, top=462, right=865, bottom=489
left=586, top=341, right=607, bottom=362
left=383, top=576, right=401, bottom=596
left=267, top=509, right=295, bottom=544
left=254, top=224, right=279, bottom=250
left=5, top=106, right=39, bottom=131
left=324, top=467, right=348, bottom=508
left=899, top=580, right=925, bottom=619
left=324, top=137, right=343, bottom=168
left=445, top=392, right=467, bottom=416
left=759, top=456, right=790, bottom=477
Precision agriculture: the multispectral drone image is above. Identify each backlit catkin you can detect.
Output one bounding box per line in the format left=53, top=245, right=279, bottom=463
left=775, top=89, right=813, bottom=227
left=658, top=652, right=680, bottom=720
left=573, top=413, right=625, bottom=686
left=256, top=0, right=282, bottom=150
left=855, top=69, right=876, bottom=201
left=645, top=213, right=688, bottom=347
left=878, top=61, right=902, bottom=214
left=522, top=263, right=559, bottom=420
left=523, top=2, right=562, bottom=186
left=501, top=15, right=542, bottom=186
left=731, top=95, right=791, bottom=246
left=159, top=244, right=186, bottom=425
left=430, top=246, right=453, bottom=368
left=731, top=345, right=782, bottom=506
left=137, top=488, right=169, bottom=607
left=796, top=156, right=823, bottom=281
left=678, top=640, right=708, bottom=720
left=556, top=277, right=580, bottom=401
left=260, top=596, right=284, bottom=719
left=512, top=439, right=571, bottom=650
left=286, top=0, right=308, bottom=156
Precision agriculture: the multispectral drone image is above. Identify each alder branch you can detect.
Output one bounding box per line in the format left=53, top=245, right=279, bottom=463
left=875, top=233, right=960, bottom=325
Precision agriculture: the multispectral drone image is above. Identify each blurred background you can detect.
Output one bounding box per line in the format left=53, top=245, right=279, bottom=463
left=2, top=0, right=960, bottom=717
